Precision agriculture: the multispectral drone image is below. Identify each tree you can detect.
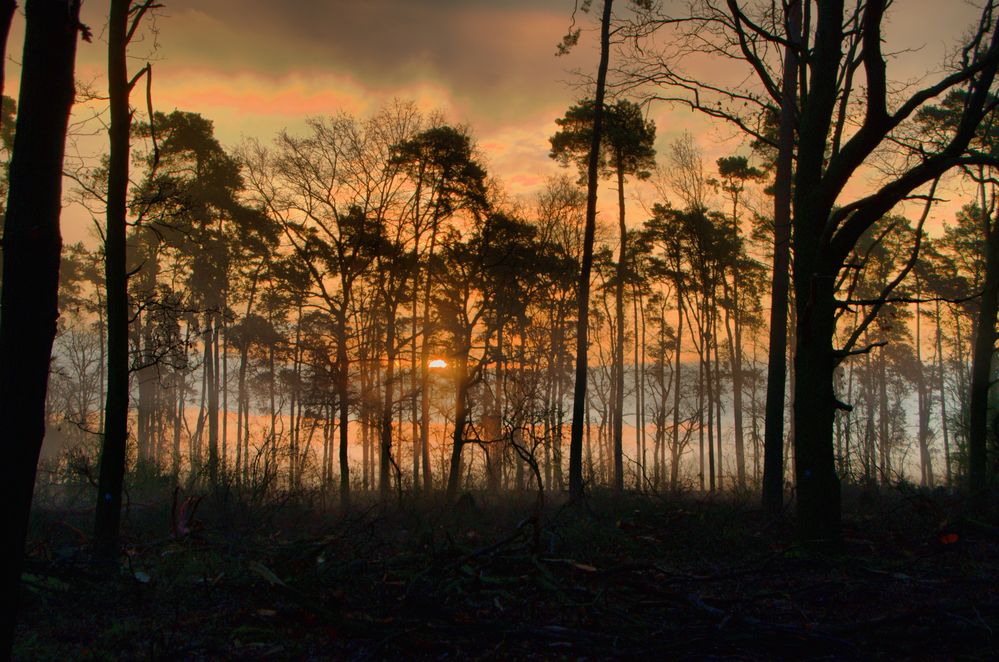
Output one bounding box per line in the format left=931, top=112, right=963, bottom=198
left=0, top=0, right=82, bottom=653
left=242, top=107, right=416, bottom=507
left=711, top=155, right=764, bottom=489
left=562, top=0, right=615, bottom=501
left=532, top=175, right=586, bottom=490
left=129, top=110, right=261, bottom=486
left=762, top=0, right=800, bottom=516
left=388, top=124, right=488, bottom=493
left=626, top=0, right=999, bottom=543
left=551, top=97, right=656, bottom=492
left=435, top=226, right=490, bottom=500
left=94, top=0, right=159, bottom=564
left=919, top=90, right=999, bottom=494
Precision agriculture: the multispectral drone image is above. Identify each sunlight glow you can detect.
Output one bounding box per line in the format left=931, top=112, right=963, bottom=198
left=428, top=359, right=447, bottom=369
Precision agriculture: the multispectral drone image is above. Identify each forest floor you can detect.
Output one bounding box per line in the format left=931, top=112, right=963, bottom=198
left=12, top=484, right=999, bottom=660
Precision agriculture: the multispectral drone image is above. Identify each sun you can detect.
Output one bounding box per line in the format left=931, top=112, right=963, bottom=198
left=428, top=358, right=447, bottom=369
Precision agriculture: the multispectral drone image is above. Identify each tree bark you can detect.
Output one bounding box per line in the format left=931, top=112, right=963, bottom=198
left=612, top=159, right=627, bottom=492
left=94, top=0, right=134, bottom=563
left=568, top=0, right=613, bottom=500
left=915, top=292, right=934, bottom=488
left=205, top=314, right=219, bottom=486
left=762, top=0, right=800, bottom=517
left=380, top=310, right=397, bottom=502
left=0, top=0, right=79, bottom=652
left=791, top=273, right=842, bottom=543
left=936, top=300, right=952, bottom=487
left=446, top=356, right=471, bottom=502
left=671, top=287, right=684, bottom=492
left=968, top=215, right=999, bottom=494
left=336, top=311, right=351, bottom=509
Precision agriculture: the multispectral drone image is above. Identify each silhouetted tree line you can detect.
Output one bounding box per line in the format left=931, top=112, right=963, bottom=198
left=5, top=0, right=999, bottom=654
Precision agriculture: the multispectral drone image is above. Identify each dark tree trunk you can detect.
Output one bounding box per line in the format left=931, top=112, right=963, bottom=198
left=713, top=302, right=724, bottom=488
left=486, top=330, right=503, bottom=492
left=724, top=277, right=746, bottom=489
left=703, top=297, right=716, bottom=491
left=635, top=287, right=646, bottom=489
left=787, top=0, right=845, bottom=545
left=791, top=273, right=842, bottom=543
left=0, top=0, right=79, bottom=653
left=205, top=314, right=219, bottom=486
left=568, top=0, right=613, bottom=500
left=936, top=301, right=953, bottom=487
left=417, top=231, right=439, bottom=493
left=968, top=218, right=999, bottom=494
left=762, top=0, right=800, bottom=517
left=136, top=302, right=156, bottom=468
left=235, top=264, right=262, bottom=487
left=94, top=0, right=137, bottom=563
left=174, top=331, right=187, bottom=482
left=877, top=346, right=891, bottom=483
left=671, top=279, right=684, bottom=492
left=380, top=311, right=397, bottom=502
left=915, top=294, right=934, bottom=488
left=446, top=356, right=471, bottom=502
left=612, top=162, right=627, bottom=492
left=337, top=311, right=351, bottom=509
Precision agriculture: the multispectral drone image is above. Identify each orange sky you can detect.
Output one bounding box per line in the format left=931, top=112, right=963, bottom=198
left=1, top=0, right=991, bottom=243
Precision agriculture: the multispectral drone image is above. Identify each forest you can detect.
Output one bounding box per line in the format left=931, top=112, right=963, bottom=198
left=3, top=0, right=999, bottom=659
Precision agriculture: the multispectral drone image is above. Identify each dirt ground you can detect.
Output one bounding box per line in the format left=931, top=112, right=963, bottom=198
left=13, top=486, right=999, bottom=660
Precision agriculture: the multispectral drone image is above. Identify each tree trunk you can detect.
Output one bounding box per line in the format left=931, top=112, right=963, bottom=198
left=724, top=278, right=746, bottom=489
left=936, top=300, right=953, bottom=487
left=634, top=287, right=645, bottom=489
left=697, top=328, right=705, bottom=490
left=568, top=0, right=613, bottom=500
left=671, top=282, right=684, bottom=493
left=235, top=266, right=261, bottom=487
left=336, top=311, right=351, bottom=509
left=0, top=0, right=79, bottom=652
left=380, top=311, right=397, bottom=502
left=713, top=300, right=724, bottom=489
left=206, top=314, right=219, bottom=486
left=705, top=305, right=716, bottom=492
left=762, top=0, right=800, bottom=517
left=915, top=289, right=934, bottom=487
left=446, top=356, right=471, bottom=502
left=883, top=351, right=894, bottom=481
left=612, top=161, right=627, bottom=492
left=221, top=305, right=229, bottom=480
left=95, top=0, right=136, bottom=563
left=791, top=267, right=842, bottom=543
left=554, top=309, right=567, bottom=489
left=267, top=342, right=276, bottom=482
left=173, top=334, right=187, bottom=482
left=791, top=192, right=841, bottom=542
left=968, top=216, right=999, bottom=494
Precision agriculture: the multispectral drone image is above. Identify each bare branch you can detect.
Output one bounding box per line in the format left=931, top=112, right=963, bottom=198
left=834, top=177, right=938, bottom=361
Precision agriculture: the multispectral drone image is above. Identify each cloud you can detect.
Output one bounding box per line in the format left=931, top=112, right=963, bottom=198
left=133, top=0, right=593, bottom=129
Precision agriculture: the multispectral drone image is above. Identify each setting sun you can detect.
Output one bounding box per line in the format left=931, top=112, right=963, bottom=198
left=428, top=359, right=447, bottom=369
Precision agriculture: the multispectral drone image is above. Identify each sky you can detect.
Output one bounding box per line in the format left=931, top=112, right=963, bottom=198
left=56, top=0, right=608, bottom=243
left=2, top=0, right=992, bottom=243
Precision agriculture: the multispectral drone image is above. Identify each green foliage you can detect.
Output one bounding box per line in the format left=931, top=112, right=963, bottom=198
left=916, top=90, right=999, bottom=156
left=714, top=155, right=765, bottom=191
left=389, top=124, right=489, bottom=217
left=549, top=98, right=657, bottom=184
